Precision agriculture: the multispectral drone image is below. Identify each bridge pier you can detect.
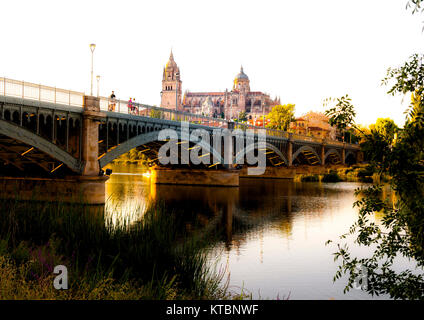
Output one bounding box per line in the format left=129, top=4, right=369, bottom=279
left=239, top=166, right=296, bottom=179
left=0, top=176, right=108, bottom=204
left=81, top=96, right=105, bottom=176
left=287, top=134, right=293, bottom=166
left=151, top=167, right=239, bottom=187
left=357, top=150, right=364, bottom=163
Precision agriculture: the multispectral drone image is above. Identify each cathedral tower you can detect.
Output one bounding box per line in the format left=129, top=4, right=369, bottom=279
left=161, top=50, right=182, bottom=110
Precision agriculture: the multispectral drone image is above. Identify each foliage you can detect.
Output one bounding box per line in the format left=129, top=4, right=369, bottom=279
left=329, top=2, right=424, bottom=297
left=266, top=104, right=295, bottom=131
left=406, top=0, right=424, bottom=29
left=322, top=171, right=342, bottom=183
left=150, top=109, right=163, bottom=119
left=407, top=0, right=424, bottom=13
left=345, top=127, right=361, bottom=144
left=237, top=111, right=248, bottom=122
left=301, top=174, right=319, bottom=182
left=359, top=130, right=392, bottom=168
left=328, top=52, right=424, bottom=299
left=369, top=118, right=398, bottom=144
left=383, top=53, right=424, bottom=127
left=324, top=94, right=356, bottom=135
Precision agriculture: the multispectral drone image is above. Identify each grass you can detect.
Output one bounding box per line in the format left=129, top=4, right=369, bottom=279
left=0, top=198, right=231, bottom=300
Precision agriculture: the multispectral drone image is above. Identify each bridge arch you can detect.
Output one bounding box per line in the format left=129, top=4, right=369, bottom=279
left=324, top=148, right=342, bottom=163
left=99, top=130, right=224, bottom=168
left=234, top=142, right=288, bottom=166
left=345, top=150, right=356, bottom=164
left=0, top=119, right=81, bottom=173
left=292, top=145, right=322, bottom=165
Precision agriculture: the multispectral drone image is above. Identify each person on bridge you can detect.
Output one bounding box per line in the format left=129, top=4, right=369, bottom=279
left=128, top=98, right=134, bottom=115
left=132, top=98, right=139, bottom=115
left=108, top=91, right=116, bottom=111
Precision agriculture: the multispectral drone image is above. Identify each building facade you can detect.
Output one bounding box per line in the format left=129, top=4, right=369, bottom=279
left=290, top=111, right=337, bottom=140
left=160, top=51, right=280, bottom=120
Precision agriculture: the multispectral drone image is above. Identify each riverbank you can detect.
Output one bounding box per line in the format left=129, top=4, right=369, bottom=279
left=295, top=164, right=388, bottom=183
left=0, top=198, right=235, bottom=300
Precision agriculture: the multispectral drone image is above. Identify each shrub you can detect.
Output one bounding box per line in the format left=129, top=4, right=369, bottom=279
left=322, top=171, right=342, bottom=182
left=301, top=175, right=319, bottom=182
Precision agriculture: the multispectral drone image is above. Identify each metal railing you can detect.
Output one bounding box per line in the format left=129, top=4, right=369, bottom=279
left=0, top=77, right=84, bottom=107
left=0, top=77, right=357, bottom=147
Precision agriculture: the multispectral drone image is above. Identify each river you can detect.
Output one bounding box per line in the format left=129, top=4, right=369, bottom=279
left=104, top=163, right=399, bottom=300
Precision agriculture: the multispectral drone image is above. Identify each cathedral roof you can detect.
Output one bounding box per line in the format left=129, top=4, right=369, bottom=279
left=186, top=92, right=225, bottom=96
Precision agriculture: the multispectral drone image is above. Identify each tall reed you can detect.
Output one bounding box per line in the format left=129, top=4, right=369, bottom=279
left=0, top=197, right=228, bottom=299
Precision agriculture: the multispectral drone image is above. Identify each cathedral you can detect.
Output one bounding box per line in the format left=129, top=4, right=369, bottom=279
left=160, top=51, right=280, bottom=120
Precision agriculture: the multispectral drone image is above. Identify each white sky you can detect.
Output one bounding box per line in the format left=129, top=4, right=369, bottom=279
left=1, top=0, right=423, bottom=126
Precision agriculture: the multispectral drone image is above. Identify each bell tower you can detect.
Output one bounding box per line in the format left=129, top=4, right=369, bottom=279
left=161, top=50, right=182, bottom=110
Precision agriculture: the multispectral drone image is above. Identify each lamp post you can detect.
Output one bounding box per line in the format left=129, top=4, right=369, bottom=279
left=175, top=72, right=180, bottom=111
left=89, top=43, right=96, bottom=96
left=96, top=75, right=100, bottom=97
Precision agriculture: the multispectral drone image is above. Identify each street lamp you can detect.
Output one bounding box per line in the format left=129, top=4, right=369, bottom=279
left=96, top=75, right=100, bottom=97
left=175, top=72, right=179, bottom=111
left=89, top=43, right=96, bottom=96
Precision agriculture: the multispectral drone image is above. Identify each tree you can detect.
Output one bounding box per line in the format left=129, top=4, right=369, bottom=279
left=266, top=104, right=295, bottom=131
left=324, top=94, right=356, bottom=142
left=326, top=2, right=424, bottom=299
left=237, top=111, right=248, bottom=122
left=150, top=109, right=163, bottom=119
left=328, top=54, right=424, bottom=299
left=369, top=118, right=398, bottom=144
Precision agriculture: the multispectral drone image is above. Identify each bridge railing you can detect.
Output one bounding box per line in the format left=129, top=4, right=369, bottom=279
left=98, top=96, right=290, bottom=138
left=0, top=77, right=84, bottom=107
left=325, top=140, right=345, bottom=147
left=291, top=133, right=324, bottom=144
left=0, top=77, right=358, bottom=148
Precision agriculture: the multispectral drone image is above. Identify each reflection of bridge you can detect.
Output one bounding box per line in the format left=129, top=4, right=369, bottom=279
left=0, top=78, right=361, bottom=182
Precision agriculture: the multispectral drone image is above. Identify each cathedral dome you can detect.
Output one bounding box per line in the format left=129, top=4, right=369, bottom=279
left=235, top=66, right=249, bottom=81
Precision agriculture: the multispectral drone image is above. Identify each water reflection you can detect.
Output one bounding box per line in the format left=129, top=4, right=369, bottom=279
left=104, top=163, right=395, bottom=300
